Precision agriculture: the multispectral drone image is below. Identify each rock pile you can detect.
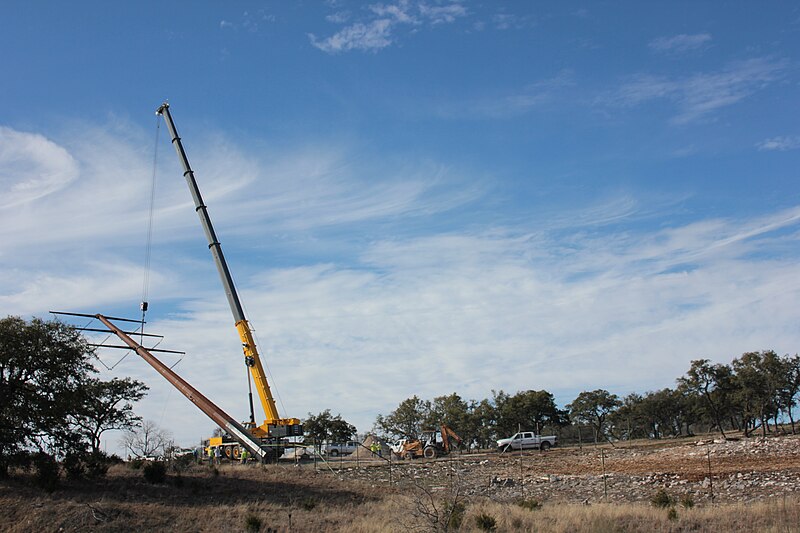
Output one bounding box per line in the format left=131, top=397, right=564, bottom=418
left=328, top=434, right=800, bottom=504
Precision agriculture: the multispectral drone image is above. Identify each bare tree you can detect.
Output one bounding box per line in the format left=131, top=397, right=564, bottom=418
left=121, top=420, right=171, bottom=459
left=401, top=470, right=466, bottom=532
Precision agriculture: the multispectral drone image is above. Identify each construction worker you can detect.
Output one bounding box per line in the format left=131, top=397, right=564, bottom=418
left=370, top=441, right=379, bottom=457
left=240, top=448, right=248, bottom=465
left=214, top=446, right=222, bottom=465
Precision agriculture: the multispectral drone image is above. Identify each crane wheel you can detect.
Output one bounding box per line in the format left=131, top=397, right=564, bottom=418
left=232, top=446, right=241, bottom=460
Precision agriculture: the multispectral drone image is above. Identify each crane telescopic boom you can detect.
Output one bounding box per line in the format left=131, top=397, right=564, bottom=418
left=156, top=102, right=301, bottom=437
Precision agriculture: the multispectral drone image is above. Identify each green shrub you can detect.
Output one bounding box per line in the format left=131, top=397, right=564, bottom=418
left=170, top=453, right=193, bottom=473
left=667, top=507, right=678, bottom=521
left=680, top=493, right=695, bottom=509
left=87, top=452, right=110, bottom=479
left=143, top=461, right=167, bottom=484
left=300, top=497, right=317, bottom=511
left=245, top=514, right=262, bottom=532
left=63, top=454, right=85, bottom=480
left=517, top=498, right=542, bottom=511
left=32, top=452, right=60, bottom=492
left=445, top=500, right=466, bottom=530
left=475, top=513, right=497, bottom=532
left=63, top=452, right=110, bottom=480
left=650, top=488, right=674, bottom=509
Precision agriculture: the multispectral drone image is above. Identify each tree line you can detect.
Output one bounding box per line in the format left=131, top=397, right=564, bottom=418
left=0, top=316, right=147, bottom=485
left=371, top=350, right=800, bottom=448
left=3, top=314, right=798, bottom=486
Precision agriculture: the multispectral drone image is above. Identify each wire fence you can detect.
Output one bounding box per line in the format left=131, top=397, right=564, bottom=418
left=192, top=433, right=800, bottom=508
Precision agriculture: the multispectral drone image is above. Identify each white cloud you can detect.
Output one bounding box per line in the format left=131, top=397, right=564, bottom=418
left=326, top=11, right=351, bottom=24
left=118, top=202, right=800, bottom=445
left=437, top=70, right=575, bottom=118
left=492, top=13, right=524, bottom=30
left=0, top=121, right=479, bottom=314
left=0, top=127, right=78, bottom=209
left=310, top=19, right=393, bottom=53
left=649, top=33, right=712, bottom=53
left=371, top=1, right=417, bottom=24
left=219, top=10, right=274, bottom=33
left=419, top=2, right=467, bottom=24
left=610, top=57, right=786, bottom=124
left=757, top=136, right=800, bottom=151
left=311, top=1, right=468, bottom=53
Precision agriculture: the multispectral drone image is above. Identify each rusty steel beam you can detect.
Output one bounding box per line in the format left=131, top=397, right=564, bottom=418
left=95, top=314, right=269, bottom=461
left=52, top=310, right=144, bottom=323
left=87, top=344, right=185, bottom=354
left=81, top=327, right=163, bottom=338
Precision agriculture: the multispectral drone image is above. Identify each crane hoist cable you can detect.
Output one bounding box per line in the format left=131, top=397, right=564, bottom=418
left=140, top=114, right=162, bottom=340
left=246, top=316, right=291, bottom=421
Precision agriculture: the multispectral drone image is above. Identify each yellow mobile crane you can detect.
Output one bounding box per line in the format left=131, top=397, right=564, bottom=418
left=157, top=103, right=302, bottom=461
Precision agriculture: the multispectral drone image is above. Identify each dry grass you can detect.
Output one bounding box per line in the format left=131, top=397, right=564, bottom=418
left=1, top=462, right=798, bottom=532
left=344, top=494, right=800, bottom=533
left=0, top=462, right=378, bottom=532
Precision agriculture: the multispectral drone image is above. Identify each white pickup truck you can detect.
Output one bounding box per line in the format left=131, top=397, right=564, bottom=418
left=323, top=440, right=360, bottom=457
left=496, top=431, right=557, bottom=451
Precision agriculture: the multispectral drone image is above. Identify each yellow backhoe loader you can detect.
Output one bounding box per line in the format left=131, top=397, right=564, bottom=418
left=394, top=425, right=462, bottom=460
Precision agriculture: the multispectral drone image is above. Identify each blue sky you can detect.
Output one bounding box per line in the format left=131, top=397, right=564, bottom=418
left=1, top=1, right=799, bottom=450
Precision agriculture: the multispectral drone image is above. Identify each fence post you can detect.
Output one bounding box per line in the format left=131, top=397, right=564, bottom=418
left=601, top=448, right=608, bottom=501
left=706, top=443, right=714, bottom=504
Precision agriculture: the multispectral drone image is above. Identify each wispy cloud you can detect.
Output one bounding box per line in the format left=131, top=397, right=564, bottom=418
left=310, top=0, right=468, bottom=53
left=649, top=33, right=712, bottom=54
left=609, top=57, right=787, bottom=124
left=757, top=136, right=800, bottom=151
left=437, top=70, right=575, bottom=119
left=491, top=13, right=528, bottom=30
left=0, top=127, right=78, bottom=209
left=219, top=10, right=275, bottom=32
left=419, top=2, right=467, bottom=24
left=0, top=120, right=482, bottom=314
left=120, top=200, right=800, bottom=444
left=310, top=19, right=394, bottom=53
left=326, top=11, right=351, bottom=24
left=0, top=123, right=477, bottom=254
